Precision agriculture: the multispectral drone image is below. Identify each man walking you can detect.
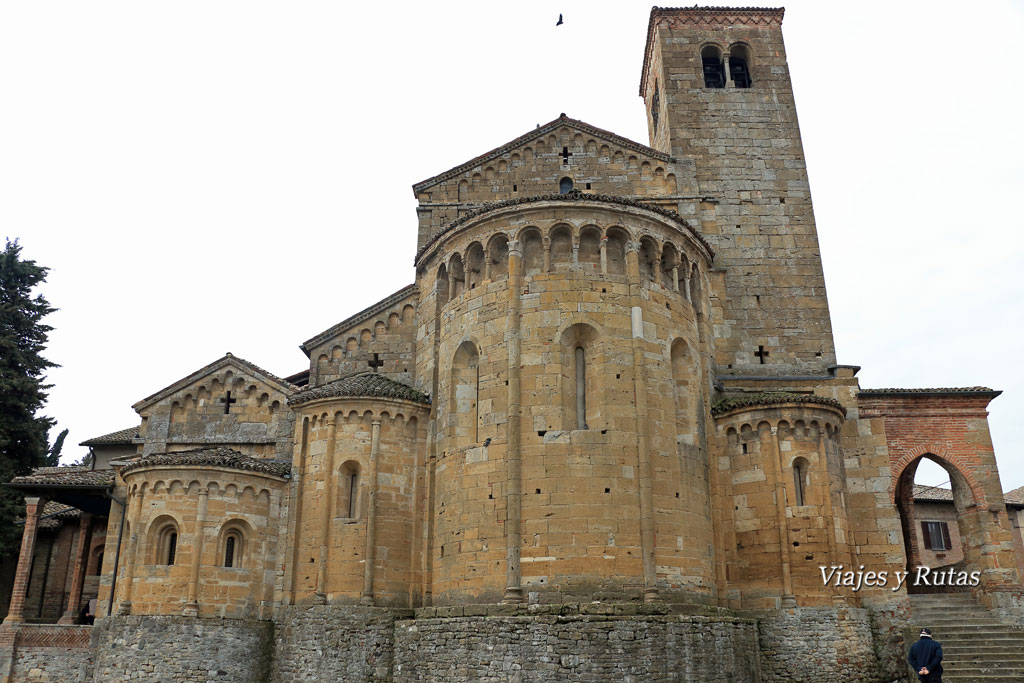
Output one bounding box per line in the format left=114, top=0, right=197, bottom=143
left=907, top=628, right=943, bottom=682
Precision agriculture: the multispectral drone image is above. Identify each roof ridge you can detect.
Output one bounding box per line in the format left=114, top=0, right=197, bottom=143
left=289, top=371, right=430, bottom=407
left=411, top=115, right=670, bottom=194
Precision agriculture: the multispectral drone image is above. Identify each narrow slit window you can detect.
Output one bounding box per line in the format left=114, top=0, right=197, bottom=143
left=166, top=532, right=177, bottom=566
left=224, top=535, right=236, bottom=568
left=575, top=346, right=587, bottom=430
left=348, top=472, right=359, bottom=518
left=793, top=458, right=808, bottom=506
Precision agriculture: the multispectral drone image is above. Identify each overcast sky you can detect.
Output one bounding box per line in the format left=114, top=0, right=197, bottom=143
left=2, top=1, right=1021, bottom=491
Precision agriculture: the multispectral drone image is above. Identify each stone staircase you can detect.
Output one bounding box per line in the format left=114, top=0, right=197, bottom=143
left=909, top=593, right=1024, bottom=682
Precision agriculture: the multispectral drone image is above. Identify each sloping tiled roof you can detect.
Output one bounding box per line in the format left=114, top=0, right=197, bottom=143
left=859, top=387, right=999, bottom=397
left=289, top=372, right=430, bottom=407
left=912, top=484, right=954, bottom=502
left=415, top=191, right=711, bottom=264
left=120, top=447, right=291, bottom=478
left=912, top=484, right=1024, bottom=507
left=711, top=392, right=846, bottom=416
left=1004, top=486, right=1024, bottom=506
left=412, top=114, right=671, bottom=193
left=300, top=284, right=417, bottom=356
left=8, top=467, right=115, bottom=488
left=79, top=426, right=139, bottom=447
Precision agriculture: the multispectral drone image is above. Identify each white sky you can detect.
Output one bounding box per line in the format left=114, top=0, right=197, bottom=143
left=2, top=1, right=1022, bottom=491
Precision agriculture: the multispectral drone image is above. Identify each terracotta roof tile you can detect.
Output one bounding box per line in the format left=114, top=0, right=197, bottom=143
left=289, top=372, right=430, bottom=407
left=120, top=447, right=291, bottom=478
left=912, top=484, right=954, bottom=502
left=859, top=387, right=998, bottom=396
left=79, top=426, right=139, bottom=447
left=8, top=466, right=115, bottom=488
left=1004, top=486, right=1024, bottom=506
left=711, top=392, right=845, bottom=416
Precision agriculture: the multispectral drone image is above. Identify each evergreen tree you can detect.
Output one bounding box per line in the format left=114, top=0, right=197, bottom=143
left=0, top=239, right=57, bottom=556
left=46, top=427, right=68, bottom=467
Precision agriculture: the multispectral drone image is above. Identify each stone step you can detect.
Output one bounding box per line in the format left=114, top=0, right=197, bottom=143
left=943, top=651, right=1024, bottom=661
left=944, top=668, right=1024, bottom=677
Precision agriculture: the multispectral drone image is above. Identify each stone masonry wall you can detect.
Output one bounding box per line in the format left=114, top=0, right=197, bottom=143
left=10, top=647, right=92, bottom=682
left=271, top=605, right=405, bottom=682
left=90, top=616, right=272, bottom=683
left=752, top=606, right=882, bottom=683
left=394, top=606, right=761, bottom=682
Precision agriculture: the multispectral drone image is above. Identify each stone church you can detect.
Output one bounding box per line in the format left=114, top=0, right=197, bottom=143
left=3, top=6, right=1023, bottom=682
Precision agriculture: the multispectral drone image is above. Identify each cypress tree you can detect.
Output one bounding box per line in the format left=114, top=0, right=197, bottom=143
left=0, top=239, right=57, bottom=556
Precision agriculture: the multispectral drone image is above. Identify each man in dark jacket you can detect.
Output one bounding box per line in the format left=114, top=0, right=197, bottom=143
left=907, top=628, right=943, bottom=682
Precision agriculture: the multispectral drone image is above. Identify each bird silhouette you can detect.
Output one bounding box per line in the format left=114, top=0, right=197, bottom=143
left=556, top=13, right=564, bottom=26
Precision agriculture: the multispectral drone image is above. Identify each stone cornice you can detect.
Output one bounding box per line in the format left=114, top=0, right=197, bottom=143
left=414, top=191, right=713, bottom=267
left=640, top=6, right=785, bottom=96
left=711, top=392, right=846, bottom=419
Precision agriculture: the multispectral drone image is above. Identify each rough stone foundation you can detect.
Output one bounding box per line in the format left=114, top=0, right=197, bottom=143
left=395, top=605, right=761, bottom=682
left=752, top=606, right=885, bottom=683
left=271, top=605, right=407, bottom=682
left=90, top=616, right=273, bottom=683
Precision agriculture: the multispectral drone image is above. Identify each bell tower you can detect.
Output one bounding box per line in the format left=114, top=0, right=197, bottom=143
left=641, top=7, right=837, bottom=376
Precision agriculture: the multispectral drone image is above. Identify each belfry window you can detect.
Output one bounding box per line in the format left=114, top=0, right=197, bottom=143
left=701, top=45, right=725, bottom=88
left=559, top=177, right=574, bottom=194
left=729, top=44, right=752, bottom=88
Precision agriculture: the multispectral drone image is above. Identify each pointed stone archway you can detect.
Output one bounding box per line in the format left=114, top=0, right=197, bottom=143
left=893, top=450, right=1019, bottom=600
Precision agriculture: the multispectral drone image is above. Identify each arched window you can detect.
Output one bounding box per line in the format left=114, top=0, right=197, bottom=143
left=793, top=457, right=809, bottom=506
left=559, top=177, right=574, bottom=194
left=150, top=517, right=180, bottom=566
left=670, top=339, right=693, bottom=436
left=219, top=522, right=250, bottom=568
left=701, top=45, right=725, bottom=88
left=560, top=323, right=599, bottom=431
left=451, top=341, right=480, bottom=446
left=338, top=460, right=361, bottom=518
left=729, top=44, right=752, bottom=88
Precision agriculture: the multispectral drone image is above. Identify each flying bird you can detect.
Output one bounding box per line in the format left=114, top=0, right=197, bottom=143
left=556, top=14, right=564, bottom=26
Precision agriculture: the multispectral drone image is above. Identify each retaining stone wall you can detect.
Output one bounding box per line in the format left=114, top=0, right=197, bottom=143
left=11, top=647, right=92, bottom=682
left=271, top=605, right=406, bottom=682
left=753, top=606, right=882, bottom=683
left=90, top=616, right=272, bottom=683
left=394, top=609, right=761, bottom=682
